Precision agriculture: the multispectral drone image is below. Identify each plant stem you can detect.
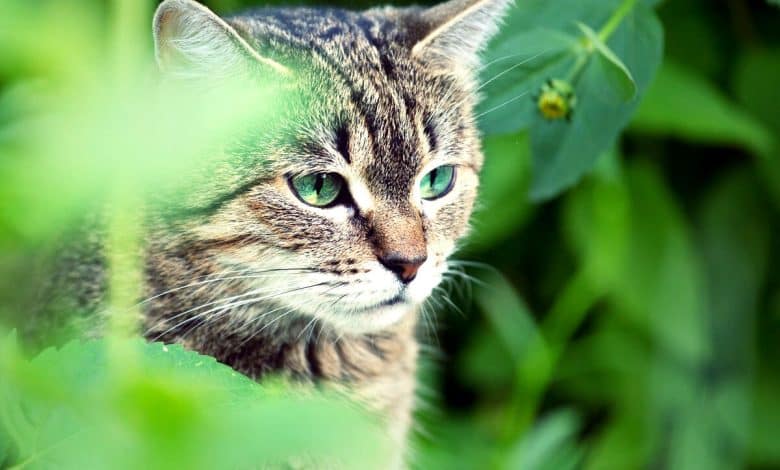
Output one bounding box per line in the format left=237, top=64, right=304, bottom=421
left=565, top=52, right=589, bottom=84
left=564, top=0, right=638, bottom=88
left=111, top=0, right=147, bottom=82
left=599, top=0, right=638, bottom=42
left=501, top=271, right=603, bottom=454
left=105, top=0, right=147, bottom=364
left=106, top=191, right=143, bottom=340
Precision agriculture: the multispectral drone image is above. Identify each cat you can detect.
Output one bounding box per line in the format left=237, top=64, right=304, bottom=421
left=38, top=0, right=512, bottom=466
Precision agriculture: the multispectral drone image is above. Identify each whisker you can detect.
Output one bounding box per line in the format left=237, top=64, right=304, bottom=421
left=149, top=282, right=331, bottom=341
left=477, top=51, right=548, bottom=72
left=476, top=49, right=552, bottom=92
left=420, top=301, right=441, bottom=347
left=137, top=267, right=320, bottom=306
left=236, top=304, right=297, bottom=346
left=440, top=49, right=551, bottom=113
left=234, top=281, right=348, bottom=345
left=151, top=295, right=266, bottom=342
left=144, top=286, right=267, bottom=336
left=474, top=90, right=531, bottom=120
left=241, top=308, right=300, bottom=346
left=447, top=259, right=498, bottom=271
left=434, top=286, right=465, bottom=319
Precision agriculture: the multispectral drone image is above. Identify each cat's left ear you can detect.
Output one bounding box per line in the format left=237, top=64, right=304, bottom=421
left=410, top=0, right=514, bottom=69
left=153, top=0, right=289, bottom=79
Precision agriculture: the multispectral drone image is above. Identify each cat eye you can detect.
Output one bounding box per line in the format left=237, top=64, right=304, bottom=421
left=420, top=165, right=456, bottom=200
left=289, top=173, right=345, bottom=207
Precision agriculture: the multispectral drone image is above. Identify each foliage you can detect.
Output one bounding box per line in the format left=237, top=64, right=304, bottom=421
left=1, top=0, right=779, bottom=468
left=0, top=334, right=388, bottom=468
left=478, top=0, right=663, bottom=199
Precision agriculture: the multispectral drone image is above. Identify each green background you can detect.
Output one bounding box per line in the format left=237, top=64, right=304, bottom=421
left=1, top=0, right=779, bottom=468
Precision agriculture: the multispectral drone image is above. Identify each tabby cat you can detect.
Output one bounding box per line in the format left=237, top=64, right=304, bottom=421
left=45, top=0, right=513, bottom=466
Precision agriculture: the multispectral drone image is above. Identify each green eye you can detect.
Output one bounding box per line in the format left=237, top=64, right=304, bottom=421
left=289, top=173, right=344, bottom=207
left=420, top=165, right=456, bottom=200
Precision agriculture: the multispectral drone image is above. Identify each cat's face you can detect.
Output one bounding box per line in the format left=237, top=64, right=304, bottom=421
left=153, top=0, right=510, bottom=333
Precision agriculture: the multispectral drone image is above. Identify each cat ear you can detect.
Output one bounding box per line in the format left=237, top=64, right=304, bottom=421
left=153, top=0, right=289, bottom=79
left=411, top=0, right=513, bottom=69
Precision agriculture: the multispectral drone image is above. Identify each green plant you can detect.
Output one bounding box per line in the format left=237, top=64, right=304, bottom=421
left=2, top=0, right=779, bottom=468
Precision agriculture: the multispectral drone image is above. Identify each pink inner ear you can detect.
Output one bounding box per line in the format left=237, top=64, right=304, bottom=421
left=155, top=10, right=178, bottom=65
left=153, top=0, right=290, bottom=77
left=154, top=5, right=194, bottom=71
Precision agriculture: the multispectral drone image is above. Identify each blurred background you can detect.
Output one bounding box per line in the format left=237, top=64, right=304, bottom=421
left=1, top=0, right=779, bottom=468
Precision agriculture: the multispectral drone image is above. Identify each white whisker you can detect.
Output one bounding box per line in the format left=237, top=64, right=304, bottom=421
left=476, top=49, right=551, bottom=92
left=474, top=90, right=531, bottom=119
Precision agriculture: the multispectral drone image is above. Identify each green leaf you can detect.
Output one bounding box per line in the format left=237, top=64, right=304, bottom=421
left=458, top=325, right=517, bottom=392
left=413, top=417, right=498, bottom=470
left=577, top=22, right=637, bottom=101
left=630, top=61, right=774, bottom=156
left=0, top=336, right=389, bottom=469
left=686, top=169, right=771, bottom=468
left=477, top=0, right=663, bottom=200
left=467, top=131, right=534, bottom=250
left=750, top=371, right=780, bottom=464
left=474, top=270, right=540, bottom=362
left=733, top=48, right=780, bottom=135
left=528, top=4, right=663, bottom=200
left=614, top=163, right=708, bottom=361
left=505, top=409, right=583, bottom=470
left=730, top=49, right=780, bottom=211
left=565, top=161, right=708, bottom=361
left=585, top=412, right=656, bottom=469
left=562, top=149, right=630, bottom=289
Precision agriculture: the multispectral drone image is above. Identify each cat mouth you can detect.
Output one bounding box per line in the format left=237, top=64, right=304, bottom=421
left=352, top=293, right=406, bottom=313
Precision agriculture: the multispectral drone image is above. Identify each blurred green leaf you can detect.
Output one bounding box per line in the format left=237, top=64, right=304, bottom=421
left=731, top=48, right=780, bottom=208
left=0, top=335, right=389, bottom=469
left=567, top=160, right=708, bottom=361
left=562, top=150, right=630, bottom=289
left=733, top=48, right=780, bottom=134
left=750, top=371, right=780, bottom=464
left=657, top=0, right=722, bottom=79
left=585, top=412, right=655, bottom=470
left=681, top=169, right=771, bottom=469
left=413, top=417, right=497, bottom=470
left=468, top=131, right=534, bottom=250
left=505, top=409, right=582, bottom=470
left=474, top=270, right=540, bottom=362
left=0, top=1, right=102, bottom=81
left=630, top=61, right=774, bottom=156
left=0, top=73, right=296, bottom=244
left=616, top=163, right=708, bottom=360
left=459, top=325, right=516, bottom=392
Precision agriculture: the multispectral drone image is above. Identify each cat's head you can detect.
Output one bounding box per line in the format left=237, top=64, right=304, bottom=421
left=152, top=0, right=511, bottom=333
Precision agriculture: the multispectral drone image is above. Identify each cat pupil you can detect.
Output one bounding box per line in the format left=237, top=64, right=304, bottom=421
left=314, top=174, right=325, bottom=194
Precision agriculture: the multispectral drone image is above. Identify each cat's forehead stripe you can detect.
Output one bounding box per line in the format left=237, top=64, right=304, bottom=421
left=234, top=6, right=478, bottom=203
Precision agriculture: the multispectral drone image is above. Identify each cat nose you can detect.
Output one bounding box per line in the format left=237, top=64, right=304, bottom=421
left=378, top=252, right=427, bottom=284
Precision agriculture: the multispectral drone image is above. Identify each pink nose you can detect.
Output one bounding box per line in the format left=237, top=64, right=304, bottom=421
left=378, top=252, right=426, bottom=284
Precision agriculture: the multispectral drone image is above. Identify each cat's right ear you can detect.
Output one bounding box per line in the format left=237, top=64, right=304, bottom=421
left=153, top=0, right=289, bottom=79
left=410, top=0, right=513, bottom=70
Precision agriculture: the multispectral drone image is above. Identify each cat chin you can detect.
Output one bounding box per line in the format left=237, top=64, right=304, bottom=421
left=316, top=301, right=415, bottom=335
